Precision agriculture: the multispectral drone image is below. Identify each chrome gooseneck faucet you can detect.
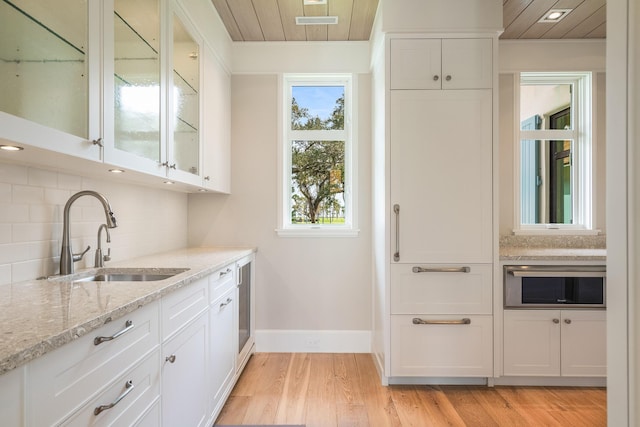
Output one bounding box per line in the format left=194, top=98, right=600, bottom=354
left=60, top=191, right=117, bottom=275
left=94, top=224, right=111, bottom=268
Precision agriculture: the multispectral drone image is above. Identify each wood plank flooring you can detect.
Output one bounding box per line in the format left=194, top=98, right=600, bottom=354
left=214, top=353, right=606, bottom=427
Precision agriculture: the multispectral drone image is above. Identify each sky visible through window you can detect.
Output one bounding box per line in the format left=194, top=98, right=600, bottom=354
left=292, top=85, right=344, bottom=121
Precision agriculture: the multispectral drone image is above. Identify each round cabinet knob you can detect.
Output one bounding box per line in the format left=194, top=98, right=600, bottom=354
left=433, top=75, right=439, bottom=81
left=445, top=75, right=452, bottom=81
left=165, top=355, right=176, bottom=363
left=552, top=318, right=560, bottom=324
left=564, top=319, right=572, bottom=324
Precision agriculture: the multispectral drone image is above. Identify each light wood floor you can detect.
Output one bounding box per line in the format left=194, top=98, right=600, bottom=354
left=214, top=353, right=606, bottom=426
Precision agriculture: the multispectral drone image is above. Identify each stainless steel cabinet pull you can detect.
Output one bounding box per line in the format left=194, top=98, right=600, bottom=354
left=393, top=204, right=400, bottom=262
left=553, top=318, right=560, bottom=324
left=220, top=297, right=232, bottom=308
left=412, top=266, right=471, bottom=273
left=219, top=268, right=232, bottom=277
left=94, top=380, right=134, bottom=415
left=94, top=320, right=134, bottom=345
left=433, top=75, right=439, bottom=81
left=564, top=319, right=572, bottom=324
left=166, top=354, right=176, bottom=363
left=412, top=318, right=471, bottom=325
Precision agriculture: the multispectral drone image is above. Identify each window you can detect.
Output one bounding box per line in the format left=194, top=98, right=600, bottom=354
left=278, top=74, right=357, bottom=237
left=516, top=72, right=593, bottom=232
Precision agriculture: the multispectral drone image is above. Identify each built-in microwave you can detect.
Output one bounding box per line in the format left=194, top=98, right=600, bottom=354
left=504, top=265, right=606, bottom=309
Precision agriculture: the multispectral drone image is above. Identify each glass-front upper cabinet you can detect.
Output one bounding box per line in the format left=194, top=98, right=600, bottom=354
left=169, top=6, right=200, bottom=182
left=103, top=0, right=164, bottom=174
left=0, top=0, right=101, bottom=159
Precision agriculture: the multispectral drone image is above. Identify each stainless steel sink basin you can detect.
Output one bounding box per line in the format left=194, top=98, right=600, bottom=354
left=72, top=268, right=189, bottom=283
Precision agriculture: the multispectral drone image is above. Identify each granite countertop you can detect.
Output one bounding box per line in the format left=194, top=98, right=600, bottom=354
left=0, top=247, right=255, bottom=376
left=499, top=247, right=606, bottom=261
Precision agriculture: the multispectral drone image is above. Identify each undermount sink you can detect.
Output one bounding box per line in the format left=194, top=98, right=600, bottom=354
left=72, top=268, right=189, bottom=283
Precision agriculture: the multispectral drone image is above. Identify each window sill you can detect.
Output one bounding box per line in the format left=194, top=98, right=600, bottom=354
left=276, top=227, right=360, bottom=238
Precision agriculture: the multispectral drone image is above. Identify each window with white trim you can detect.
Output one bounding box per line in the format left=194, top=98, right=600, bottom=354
left=277, top=74, right=357, bottom=237
left=516, top=72, right=594, bottom=232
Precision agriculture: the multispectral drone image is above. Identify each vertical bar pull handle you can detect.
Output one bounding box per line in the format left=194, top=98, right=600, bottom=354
left=393, top=204, right=400, bottom=262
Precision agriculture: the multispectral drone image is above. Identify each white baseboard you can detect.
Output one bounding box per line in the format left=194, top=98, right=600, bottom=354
left=491, top=376, right=607, bottom=387
left=255, top=329, right=371, bottom=353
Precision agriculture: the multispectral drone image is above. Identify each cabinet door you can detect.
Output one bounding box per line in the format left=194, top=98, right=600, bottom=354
left=201, top=42, right=231, bottom=193
left=162, top=313, right=209, bottom=427
left=103, top=0, right=165, bottom=176
left=390, top=90, right=492, bottom=264
left=561, top=310, right=606, bottom=377
left=391, top=314, right=493, bottom=377
left=441, top=39, right=492, bottom=89
left=390, top=39, right=441, bottom=89
left=167, top=4, right=202, bottom=186
left=0, top=366, right=24, bottom=426
left=503, top=310, right=561, bottom=376
left=0, top=0, right=101, bottom=160
left=209, top=286, right=236, bottom=415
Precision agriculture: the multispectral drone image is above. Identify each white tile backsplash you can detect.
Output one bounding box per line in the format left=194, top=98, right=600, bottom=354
left=0, top=161, right=189, bottom=283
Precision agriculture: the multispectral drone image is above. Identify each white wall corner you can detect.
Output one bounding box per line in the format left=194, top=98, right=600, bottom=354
left=255, top=329, right=372, bottom=353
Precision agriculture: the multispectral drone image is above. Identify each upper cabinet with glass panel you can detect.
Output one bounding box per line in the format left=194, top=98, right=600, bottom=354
left=518, top=72, right=593, bottom=230
left=170, top=8, right=200, bottom=178
left=0, top=0, right=99, bottom=156
left=113, top=0, right=161, bottom=163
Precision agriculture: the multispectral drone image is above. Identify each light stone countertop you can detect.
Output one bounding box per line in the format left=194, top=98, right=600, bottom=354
left=0, top=247, right=255, bottom=376
left=499, top=247, right=606, bottom=261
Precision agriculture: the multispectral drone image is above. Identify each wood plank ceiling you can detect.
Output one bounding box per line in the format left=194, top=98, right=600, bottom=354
left=209, top=0, right=606, bottom=42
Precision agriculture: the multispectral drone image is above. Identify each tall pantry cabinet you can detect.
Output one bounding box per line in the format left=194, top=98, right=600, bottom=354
left=371, top=12, right=501, bottom=381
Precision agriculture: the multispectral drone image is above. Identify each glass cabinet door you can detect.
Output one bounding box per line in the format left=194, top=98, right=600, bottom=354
left=113, top=0, right=161, bottom=162
left=0, top=0, right=88, bottom=138
left=170, top=10, right=199, bottom=176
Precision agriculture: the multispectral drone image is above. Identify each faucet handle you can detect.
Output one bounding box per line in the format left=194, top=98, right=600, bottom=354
left=73, top=245, right=91, bottom=262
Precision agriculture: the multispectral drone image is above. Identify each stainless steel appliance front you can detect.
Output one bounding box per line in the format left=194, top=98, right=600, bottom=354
left=504, top=265, right=606, bottom=308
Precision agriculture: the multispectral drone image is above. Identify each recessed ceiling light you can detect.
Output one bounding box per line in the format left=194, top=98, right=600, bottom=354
left=164, top=181, right=175, bottom=185
left=303, top=0, right=327, bottom=5
left=109, top=168, right=125, bottom=174
left=538, top=9, right=573, bottom=23
left=295, top=16, right=338, bottom=25
left=0, top=144, right=24, bottom=151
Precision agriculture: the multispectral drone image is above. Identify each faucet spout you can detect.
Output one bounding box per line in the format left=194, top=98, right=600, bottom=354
left=60, top=191, right=117, bottom=275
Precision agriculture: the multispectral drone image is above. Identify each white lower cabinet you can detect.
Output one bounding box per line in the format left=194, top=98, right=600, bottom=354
left=209, top=281, right=237, bottom=416
left=503, top=310, right=606, bottom=377
left=390, top=314, right=493, bottom=377
left=161, top=312, right=209, bottom=427
left=0, top=366, right=24, bottom=426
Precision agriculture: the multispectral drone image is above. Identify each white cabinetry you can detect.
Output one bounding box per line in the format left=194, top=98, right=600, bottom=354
left=28, top=301, right=160, bottom=426
left=0, top=366, right=24, bottom=426
left=503, top=310, right=606, bottom=377
left=386, top=35, right=496, bottom=379
left=208, top=266, right=236, bottom=415
left=390, top=38, right=492, bottom=90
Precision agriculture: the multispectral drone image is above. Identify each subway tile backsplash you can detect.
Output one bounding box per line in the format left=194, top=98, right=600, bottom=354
left=0, top=161, right=188, bottom=285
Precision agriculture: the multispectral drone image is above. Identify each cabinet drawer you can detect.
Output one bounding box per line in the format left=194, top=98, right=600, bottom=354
left=162, top=278, right=208, bottom=341
left=61, top=351, right=160, bottom=426
left=390, top=314, right=493, bottom=377
left=391, top=264, right=492, bottom=314
left=209, top=264, right=235, bottom=303
left=28, top=301, right=160, bottom=427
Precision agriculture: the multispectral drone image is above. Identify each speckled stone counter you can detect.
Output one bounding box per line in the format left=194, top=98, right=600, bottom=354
left=499, top=234, right=606, bottom=262
left=0, top=247, right=255, bottom=376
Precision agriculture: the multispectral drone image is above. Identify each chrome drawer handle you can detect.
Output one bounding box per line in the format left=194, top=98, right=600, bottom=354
left=219, top=268, right=232, bottom=277
left=413, top=318, right=471, bottom=325
left=220, top=297, right=233, bottom=308
left=393, top=204, right=400, bottom=262
left=94, top=320, right=134, bottom=346
left=412, top=266, right=471, bottom=273
left=94, top=380, right=134, bottom=415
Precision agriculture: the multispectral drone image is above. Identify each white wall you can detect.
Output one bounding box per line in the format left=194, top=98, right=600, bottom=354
left=187, top=72, right=372, bottom=352
left=498, top=40, right=607, bottom=236
left=0, top=161, right=188, bottom=284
